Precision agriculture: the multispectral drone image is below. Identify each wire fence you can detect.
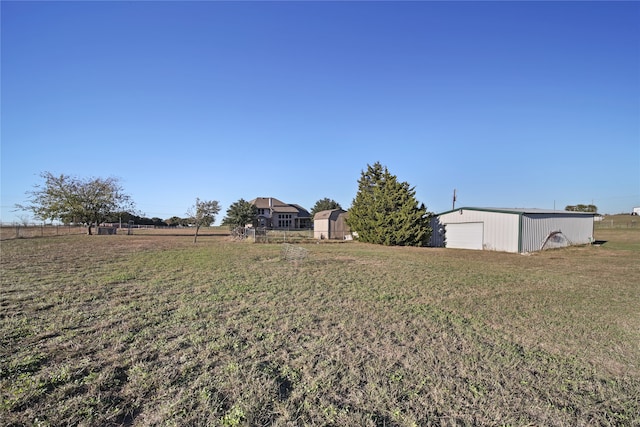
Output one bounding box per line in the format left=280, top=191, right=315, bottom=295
left=281, top=243, right=310, bottom=263
left=244, top=228, right=315, bottom=243
left=3, top=219, right=634, bottom=242
left=0, top=224, right=317, bottom=242
left=0, top=224, right=88, bottom=241
left=594, top=218, right=638, bottom=229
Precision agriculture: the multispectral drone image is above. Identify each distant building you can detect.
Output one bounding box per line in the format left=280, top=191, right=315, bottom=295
left=430, top=207, right=595, bottom=253
left=633, top=207, right=640, bottom=216
left=313, top=209, right=350, bottom=240
left=249, top=197, right=311, bottom=229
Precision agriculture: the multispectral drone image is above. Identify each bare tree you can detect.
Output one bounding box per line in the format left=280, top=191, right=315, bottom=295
left=187, top=198, right=220, bottom=243
left=17, top=214, right=31, bottom=227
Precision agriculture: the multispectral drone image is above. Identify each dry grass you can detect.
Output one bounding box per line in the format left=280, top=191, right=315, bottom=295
left=1, top=230, right=638, bottom=426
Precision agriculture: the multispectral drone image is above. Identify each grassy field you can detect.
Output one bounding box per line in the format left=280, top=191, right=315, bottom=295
left=1, top=226, right=639, bottom=426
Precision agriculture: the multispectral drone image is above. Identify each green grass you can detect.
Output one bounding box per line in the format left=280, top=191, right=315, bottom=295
left=1, top=232, right=639, bottom=426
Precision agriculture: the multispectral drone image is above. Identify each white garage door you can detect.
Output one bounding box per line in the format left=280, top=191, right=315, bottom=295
left=445, top=222, right=483, bottom=250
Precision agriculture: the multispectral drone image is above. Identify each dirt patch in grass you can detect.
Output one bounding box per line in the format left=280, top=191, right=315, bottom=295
left=1, top=233, right=638, bottom=426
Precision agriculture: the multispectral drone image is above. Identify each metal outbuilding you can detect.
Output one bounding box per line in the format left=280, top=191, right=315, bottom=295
left=313, top=209, right=350, bottom=240
left=430, top=207, right=595, bottom=253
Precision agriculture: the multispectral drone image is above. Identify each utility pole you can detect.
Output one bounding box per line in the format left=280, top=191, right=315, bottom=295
left=452, top=189, right=457, bottom=210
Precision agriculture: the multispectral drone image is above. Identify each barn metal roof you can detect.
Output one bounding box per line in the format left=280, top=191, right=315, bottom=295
left=437, top=207, right=597, bottom=216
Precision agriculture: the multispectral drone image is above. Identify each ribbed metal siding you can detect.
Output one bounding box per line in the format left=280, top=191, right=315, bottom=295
left=429, top=216, right=445, bottom=247
left=438, top=210, right=520, bottom=252
left=520, top=214, right=594, bottom=253
left=481, top=212, right=519, bottom=252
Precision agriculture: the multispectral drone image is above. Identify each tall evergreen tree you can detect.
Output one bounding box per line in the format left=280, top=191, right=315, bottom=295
left=347, top=162, right=431, bottom=246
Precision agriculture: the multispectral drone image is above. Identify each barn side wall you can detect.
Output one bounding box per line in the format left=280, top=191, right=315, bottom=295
left=313, top=219, right=330, bottom=239
left=329, top=215, right=345, bottom=239
left=438, top=210, right=520, bottom=253
left=521, top=214, right=594, bottom=253
left=429, top=216, right=445, bottom=247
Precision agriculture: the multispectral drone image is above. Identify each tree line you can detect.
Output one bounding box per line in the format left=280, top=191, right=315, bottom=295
left=15, top=173, right=345, bottom=236
left=17, top=163, right=432, bottom=246
left=565, top=204, right=597, bottom=213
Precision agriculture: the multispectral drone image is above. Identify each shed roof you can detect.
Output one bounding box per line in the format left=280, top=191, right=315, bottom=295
left=314, top=208, right=347, bottom=220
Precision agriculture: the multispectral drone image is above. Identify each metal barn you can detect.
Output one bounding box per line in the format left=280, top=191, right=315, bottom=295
left=314, top=209, right=350, bottom=240
left=431, top=207, right=595, bottom=253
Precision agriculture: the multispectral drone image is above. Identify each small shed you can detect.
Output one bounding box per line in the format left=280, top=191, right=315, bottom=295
left=314, top=209, right=350, bottom=240
left=97, top=226, right=117, bottom=235
left=430, top=207, right=595, bottom=253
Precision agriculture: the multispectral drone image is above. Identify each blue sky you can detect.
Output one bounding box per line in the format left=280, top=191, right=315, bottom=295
left=2, top=1, right=639, bottom=223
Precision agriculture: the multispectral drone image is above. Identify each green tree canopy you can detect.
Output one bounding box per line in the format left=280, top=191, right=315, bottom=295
left=165, top=216, right=190, bottom=227
left=222, top=198, right=258, bottom=228
left=150, top=217, right=167, bottom=227
left=565, top=204, right=597, bottom=213
left=187, top=198, right=220, bottom=243
left=310, top=197, right=342, bottom=218
left=347, top=162, right=431, bottom=246
left=104, top=212, right=167, bottom=227
left=16, top=172, right=135, bottom=235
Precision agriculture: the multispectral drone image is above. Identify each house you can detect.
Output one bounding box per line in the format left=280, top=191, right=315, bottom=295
left=313, top=209, right=350, bottom=240
left=430, top=207, right=595, bottom=253
left=249, top=197, right=312, bottom=229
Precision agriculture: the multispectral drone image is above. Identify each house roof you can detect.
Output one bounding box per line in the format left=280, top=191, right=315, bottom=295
left=250, top=197, right=284, bottom=209
left=290, top=204, right=311, bottom=218
left=437, top=207, right=597, bottom=216
left=249, top=197, right=310, bottom=215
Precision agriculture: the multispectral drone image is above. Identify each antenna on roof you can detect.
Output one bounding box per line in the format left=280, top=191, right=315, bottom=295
left=452, top=189, right=457, bottom=210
